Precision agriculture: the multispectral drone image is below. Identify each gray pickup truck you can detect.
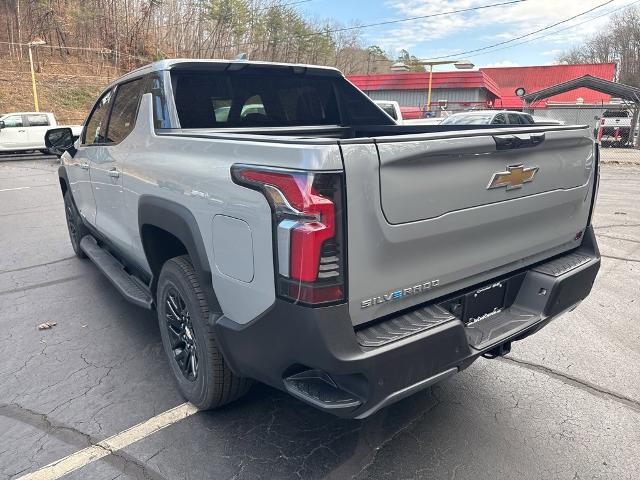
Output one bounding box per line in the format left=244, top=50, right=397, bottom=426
left=46, top=59, right=600, bottom=419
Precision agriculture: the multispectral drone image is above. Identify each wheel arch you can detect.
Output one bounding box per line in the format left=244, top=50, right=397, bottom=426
left=138, top=195, right=220, bottom=312
left=58, top=165, right=69, bottom=196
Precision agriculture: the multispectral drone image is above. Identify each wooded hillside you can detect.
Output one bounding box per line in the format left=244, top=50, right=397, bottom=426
left=0, top=0, right=392, bottom=73
left=0, top=1, right=393, bottom=121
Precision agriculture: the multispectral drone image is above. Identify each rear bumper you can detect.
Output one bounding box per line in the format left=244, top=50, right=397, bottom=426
left=214, top=227, right=600, bottom=418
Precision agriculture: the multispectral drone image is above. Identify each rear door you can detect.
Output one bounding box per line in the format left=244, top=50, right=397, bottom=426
left=25, top=113, right=51, bottom=149
left=90, top=77, right=144, bottom=254
left=342, top=126, right=596, bottom=326
left=0, top=114, right=28, bottom=150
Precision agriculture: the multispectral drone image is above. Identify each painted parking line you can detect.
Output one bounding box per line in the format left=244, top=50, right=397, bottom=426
left=16, top=402, right=199, bottom=480
left=0, top=184, right=56, bottom=192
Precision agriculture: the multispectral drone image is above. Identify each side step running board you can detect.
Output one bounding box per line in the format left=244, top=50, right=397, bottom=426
left=283, top=370, right=362, bottom=411
left=80, top=236, right=154, bottom=310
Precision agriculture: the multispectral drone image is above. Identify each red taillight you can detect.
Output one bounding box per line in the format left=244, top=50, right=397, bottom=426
left=232, top=166, right=346, bottom=306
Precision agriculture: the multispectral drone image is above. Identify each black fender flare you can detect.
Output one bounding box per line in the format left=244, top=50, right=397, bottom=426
left=58, top=165, right=70, bottom=196
left=138, top=195, right=220, bottom=311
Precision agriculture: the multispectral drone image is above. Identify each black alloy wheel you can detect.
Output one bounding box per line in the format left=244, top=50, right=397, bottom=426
left=157, top=255, right=252, bottom=409
left=164, top=286, right=199, bottom=381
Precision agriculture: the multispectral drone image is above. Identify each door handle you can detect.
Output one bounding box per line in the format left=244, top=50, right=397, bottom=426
left=80, top=163, right=89, bottom=170
left=109, top=168, right=120, bottom=179
left=18, top=130, right=26, bottom=133
left=493, top=133, right=545, bottom=150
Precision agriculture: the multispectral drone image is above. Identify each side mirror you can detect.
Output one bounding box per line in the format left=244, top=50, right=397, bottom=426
left=0, top=121, right=5, bottom=129
left=45, top=127, right=76, bottom=156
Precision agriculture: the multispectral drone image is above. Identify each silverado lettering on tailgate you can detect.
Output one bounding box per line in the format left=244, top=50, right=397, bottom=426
left=361, top=280, right=440, bottom=309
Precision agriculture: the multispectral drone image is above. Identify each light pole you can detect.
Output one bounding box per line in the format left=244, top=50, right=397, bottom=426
left=27, top=39, right=46, bottom=112
left=417, top=60, right=474, bottom=114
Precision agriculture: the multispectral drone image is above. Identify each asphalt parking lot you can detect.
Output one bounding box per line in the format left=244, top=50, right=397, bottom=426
left=1, top=155, right=639, bottom=480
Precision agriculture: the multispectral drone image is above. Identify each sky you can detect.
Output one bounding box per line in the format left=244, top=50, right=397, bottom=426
left=301, top=0, right=640, bottom=70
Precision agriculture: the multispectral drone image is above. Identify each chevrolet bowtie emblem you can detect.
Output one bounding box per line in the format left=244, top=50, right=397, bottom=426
left=487, top=165, right=539, bottom=191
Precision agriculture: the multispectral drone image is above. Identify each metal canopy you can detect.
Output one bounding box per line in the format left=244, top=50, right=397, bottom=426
left=522, top=75, right=640, bottom=105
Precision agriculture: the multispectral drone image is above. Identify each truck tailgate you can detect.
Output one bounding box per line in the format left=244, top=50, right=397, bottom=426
left=342, top=126, right=596, bottom=326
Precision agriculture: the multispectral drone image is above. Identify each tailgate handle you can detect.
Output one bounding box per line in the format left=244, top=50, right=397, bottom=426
left=493, top=133, right=545, bottom=150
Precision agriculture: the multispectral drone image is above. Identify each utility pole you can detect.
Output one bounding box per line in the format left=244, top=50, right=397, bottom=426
left=28, top=39, right=46, bottom=112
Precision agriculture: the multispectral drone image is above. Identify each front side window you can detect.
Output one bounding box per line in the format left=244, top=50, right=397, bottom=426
left=84, top=89, right=114, bottom=145
left=27, top=114, right=49, bottom=126
left=107, top=78, right=143, bottom=143
left=3, top=115, right=23, bottom=128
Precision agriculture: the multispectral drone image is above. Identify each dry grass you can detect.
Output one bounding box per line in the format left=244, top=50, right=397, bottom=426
left=0, top=56, right=119, bottom=124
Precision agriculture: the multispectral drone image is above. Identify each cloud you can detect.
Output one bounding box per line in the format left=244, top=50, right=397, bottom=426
left=480, top=60, right=520, bottom=68
left=376, top=0, right=631, bottom=57
left=542, top=49, right=563, bottom=57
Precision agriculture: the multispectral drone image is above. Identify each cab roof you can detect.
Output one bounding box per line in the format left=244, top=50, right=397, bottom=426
left=107, top=59, right=343, bottom=90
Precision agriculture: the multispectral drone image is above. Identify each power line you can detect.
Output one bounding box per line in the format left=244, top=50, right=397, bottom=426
left=465, top=0, right=640, bottom=60
left=424, top=0, right=615, bottom=61
left=0, top=40, right=147, bottom=60
left=218, top=0, right=528, bottom=50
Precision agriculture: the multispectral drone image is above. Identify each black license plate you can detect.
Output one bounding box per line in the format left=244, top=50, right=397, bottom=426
left=463, top=281, right=506, bottom=324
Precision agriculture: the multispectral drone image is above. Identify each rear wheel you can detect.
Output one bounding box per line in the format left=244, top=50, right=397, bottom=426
left=157, top=255, right=251, bottom=409
left=63, top=190, right=88, bottom=258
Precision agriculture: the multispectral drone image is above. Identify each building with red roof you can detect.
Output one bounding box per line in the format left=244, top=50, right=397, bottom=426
left=347, top=63, right=617, bottom=114
left=483, top=63, right=616, bottom=109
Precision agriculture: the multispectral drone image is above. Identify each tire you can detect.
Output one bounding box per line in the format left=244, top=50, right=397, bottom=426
left=157, top=255, right=251, bottom=409
left=63, top=190, right=88, bottom=259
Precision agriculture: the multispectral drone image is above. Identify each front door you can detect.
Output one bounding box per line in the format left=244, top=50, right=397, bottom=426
left=0, top=114, right=28, bottom=150
left=69, top=88, right=116, bottom=227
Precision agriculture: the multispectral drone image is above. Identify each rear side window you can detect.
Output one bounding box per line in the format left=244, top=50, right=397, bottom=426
left=3, top=115, right=23, bottom=128
left=27, top=114, right=49, bottom=126
left=171, top=70, right=342, bottom=129
left=507, top=113, right=522, bottom=124
left=492, top=114, right=507, bottom=125
left=107, top=78, right=143, bottom=143
left=148, top=73, right=171, bottom=129
left=521, top=114, right=535, bottom=124
left=84, top=89, right=114, bottom=145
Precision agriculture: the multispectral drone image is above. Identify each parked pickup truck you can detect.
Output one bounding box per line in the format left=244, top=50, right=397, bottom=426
left=46, top=59, right=601, bottom=418
left=0, top=112, right=82, bottom=152
left=596, top=109, right=633, bottom=147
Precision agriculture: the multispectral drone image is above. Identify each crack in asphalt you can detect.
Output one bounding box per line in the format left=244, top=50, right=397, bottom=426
left=349, top=391, right=442, bottom=480
left=600, top=254, right=640, bottom=263
left=502, top=357, right=640, bottom=413
left=0, top=403, right=170, bottom=480
left=597, top=233, right=640, bottom=245
left=594, top=223, right=640, bottom=230
left=0, top=275, right=85, bottom=297
left=0, top=207, right=60, bottom=218
left=0, top=257, right=77, bottom=275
